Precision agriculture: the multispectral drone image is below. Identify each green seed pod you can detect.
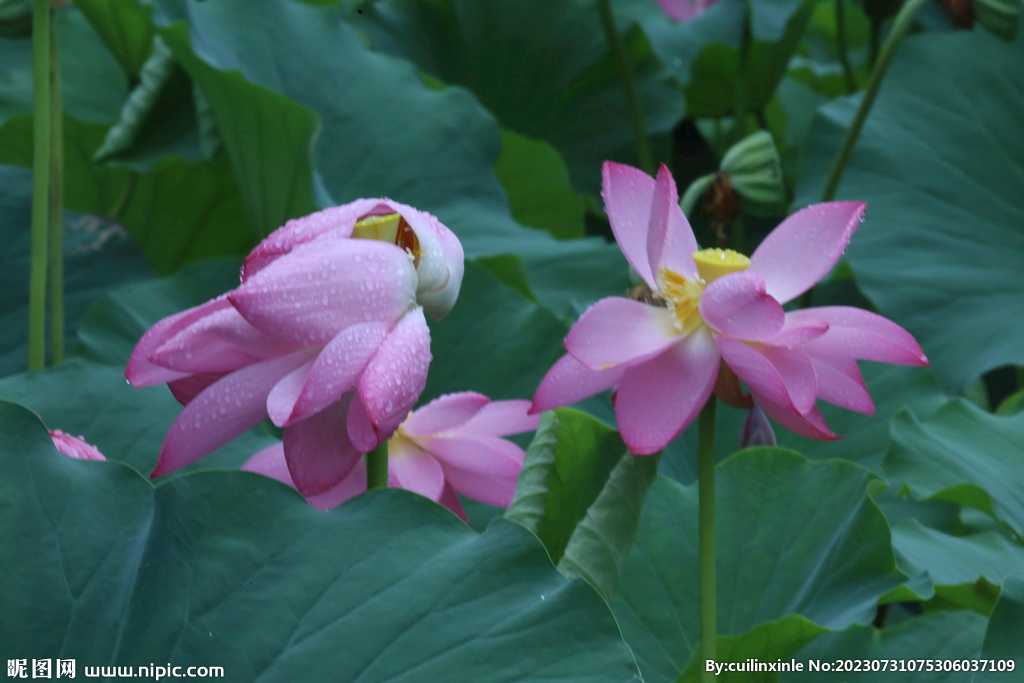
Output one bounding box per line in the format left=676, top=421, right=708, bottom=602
left=93, top=36, right=177, bottom=163
left=975, top=0, right=1020, bottom=41
left=719, top=130, right=787, bottom=217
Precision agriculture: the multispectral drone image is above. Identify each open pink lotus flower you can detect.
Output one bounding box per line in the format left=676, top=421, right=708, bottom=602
left=532, top=162, right=928, bottom=455
left=50, top=430, right=106, bottom=461
left=127, top=199, right=464, bottom=495
left=656, top=0, right=718, bottom=23
left=241, top=392, right=539, bottom=519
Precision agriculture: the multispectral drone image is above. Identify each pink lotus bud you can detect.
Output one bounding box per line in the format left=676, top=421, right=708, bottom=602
left=126, top=200, right=465, bottom=496
left=49, top=430, right=106, bottom=461
left=740, top=404, right=777, bottom=449
left=656, top=0, right=719, bottom=23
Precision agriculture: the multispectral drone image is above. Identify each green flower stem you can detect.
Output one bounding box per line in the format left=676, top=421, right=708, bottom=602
left=366, top=441, right=389, bottom=491
left=836, top=0, right=857, bottom=94
left=733, top=15, right=752, bottom=140
left=698, top=396, right=717, bottom=683
left=48, top=18, right=64, bottom=366
left=596, top=0, right=654, bottom=175
left=28, top=0, right=52, bottom=371
left=820, top=0, right=930, bottom=202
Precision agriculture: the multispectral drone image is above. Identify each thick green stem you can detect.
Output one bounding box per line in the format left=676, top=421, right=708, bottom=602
left=698, top=397, right=717, bottom=683
left=821, top=0, right=929, bottom=202
left=365, top=441, right=389, bottom=491
left=732, top=15, right=751, bottom=140
left=48, top=16, right=64, bottom=366
left=28, top=0, right=52, bottom=371
left=835, top=0, right=857, bottom=94
left=596, top=0, right=654, bottom=174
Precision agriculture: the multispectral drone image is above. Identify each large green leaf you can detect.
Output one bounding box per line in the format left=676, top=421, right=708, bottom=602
left=0, top=360, right=274, bottom=475
left=0, top=400, right=640, bottom=682
left=796, top=30, right=1024, bottom=392
left=0, top=165, right=154, bottom=377
left=354, top=0, right=683, bottom=191
left=611, top=449, right=905, bottom=683
left=779, top=611, right=988, bottom=682
left=423, top=261, right=569, bottom=402
left=976, top=574, right=1024, bottom=682
left=0, top=113, right=254, bottom=274
left=506, top=408, right=630, bottom=564
left=75, top=0, right=156, bottom=79
left=891, top=519, right=1024, bottom=614
left=884, top=399, right=1024, bottom=537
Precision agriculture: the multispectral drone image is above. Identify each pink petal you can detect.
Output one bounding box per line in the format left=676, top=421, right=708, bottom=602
left=167, top=372, right=227, bottom=406
left=646, top=165, right=677, bottom=279
left=755, top=344, right=818, bottom=414
left=714, top=336, right=795, bottom=414
left=615, top=327, right=719, bottom=455
left=417, top=435, right=525, bottom=478
left=147, top=307, right=298, bottom=376
left=749, top=202, right=866, bottom=305
left=810, top=355, right=874, bottom=414
left=242, top=441, right=367, bottom=510
left=454, top=399, right=539, bottom=437
left=770, top=317, right=830, bottom=347
left=788, top=306, right=928, bottom=366
left=287, top=322, right=391, bottom=426
left=437, top=483, right=469, bottom=521
left=388, top=199, right=465, bottom=320
left=357, top=307, right=432, bottom=443
left=266, top=357, right=316, bottom=427
left=229, top=239, right=417, bottom=346
left=284, top=394, right=363, bottom=496
left=566, top=297, right=681, bottom=371
left=49, top=430, right=106, bottom=461
left=388, top=442, right=446, bottom=501
left=531, top=353, right=625, bottom=414
left=657, top=0, right=702, bottom=22
left=751, top=389, right=839, bottom=441
left=699, top=271, right=785, bottom=342
left=241, top=442, right=293, bottom=485
left=602, top=162, right=658, bottom=288
left=442, top=465, right=520, bottom=507
left=400, top=392, right=490, bottom=438
left=126, top=296, right=232, bottom=387
left=151, top=350, right=311, bottom=478
left=241, top=199, right=384, bottom=280
left=347, top=394, right=380, bottom=452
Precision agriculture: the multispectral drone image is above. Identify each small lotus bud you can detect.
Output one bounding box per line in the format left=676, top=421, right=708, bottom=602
left=974, top=0, right=1020, bottom=41
left=719, top=131, right=787, bottom=217
left=49, top=430, right=107, bottom=461
left=740, top=404, right=777, bottom=449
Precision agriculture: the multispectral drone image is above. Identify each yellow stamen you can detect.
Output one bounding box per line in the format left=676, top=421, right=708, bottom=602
left=692, top=248, right=750, bottom=283
left=353, top=213, right=422, bottom=266
left=657, top=268, right=704, bottom=334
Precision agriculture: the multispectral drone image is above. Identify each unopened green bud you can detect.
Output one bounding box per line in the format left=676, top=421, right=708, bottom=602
left=975, top=0, right=1020, bottom=41
left=719, top=130, right=787, bottom=217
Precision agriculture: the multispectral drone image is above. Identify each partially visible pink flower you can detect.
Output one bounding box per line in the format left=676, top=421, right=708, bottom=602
left=656, top=0, right=718, bottom=23
left=242, top=392, right=539, bottom=519
left=49, top=430, right=106, bottom=461
left=532, top=162, right=928, bottom=455
left=127, top=199, right=464, bottom=495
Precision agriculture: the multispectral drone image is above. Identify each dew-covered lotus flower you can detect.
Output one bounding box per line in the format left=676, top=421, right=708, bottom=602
left=49, top=430, right=106, bottom=461
left=656, top=0, right=718, bottom=23
left=241, top=392, right=538, bottom=518
left=532, top=162, right=928, bottom=455
left=127, top=199, right=464, bottom=495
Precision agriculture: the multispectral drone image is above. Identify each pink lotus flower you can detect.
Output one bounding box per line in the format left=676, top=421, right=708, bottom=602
left=127, top=199, right=464, bottom=495
left=656, top=0, right=718, bottom=23
left=532, top=162, right=928, bottom=455
left=241, top=392, right=539, bottom=518
left=50, top=430, right=106, bottom=461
